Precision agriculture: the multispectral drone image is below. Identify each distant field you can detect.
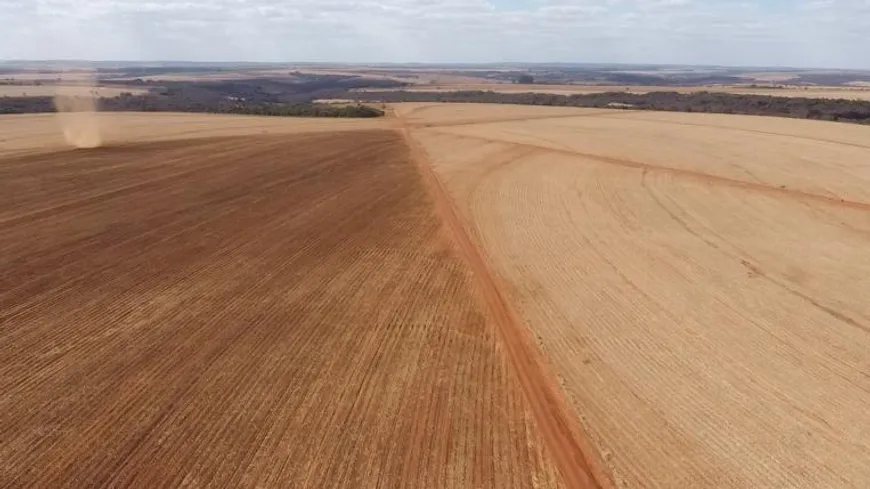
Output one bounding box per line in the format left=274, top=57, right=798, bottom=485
left=400, top=103, right=870, bottom=488
left=10, top=66, right=869, bottom=101
left=371, top=83, right=870, bottom=100
left=101, top=68, right=397, bottom=82
left=1, top=72, right=99, bottom=82
left=4, top=103, right=870, bottom=488
left=289, top=67, right=491, bottom=86
left=0, top=113, right=390, bottom=158
left=0, top=85, right=146, bottom=98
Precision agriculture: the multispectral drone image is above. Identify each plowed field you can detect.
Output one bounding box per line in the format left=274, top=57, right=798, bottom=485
left=400, top=103, right=870, bottom=489
left=0, top=127, right=569, bottom=488
left=0, top=85, right=147, bottom=98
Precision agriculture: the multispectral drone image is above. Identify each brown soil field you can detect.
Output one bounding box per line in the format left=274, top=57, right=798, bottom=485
left=0, top=85, right=146, bottom=98
left=0, top=119, right=593, bottom=488
left=399, top=103, right=870, bottom=488
left=369, top=84, right=870, bottom=100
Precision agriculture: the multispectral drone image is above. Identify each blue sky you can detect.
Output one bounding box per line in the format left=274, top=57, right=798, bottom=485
left=0, top=0, right=868, bottom=68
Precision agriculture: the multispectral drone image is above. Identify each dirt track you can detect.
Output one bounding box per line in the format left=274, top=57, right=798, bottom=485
left=0, top=129, right=567, bottom=488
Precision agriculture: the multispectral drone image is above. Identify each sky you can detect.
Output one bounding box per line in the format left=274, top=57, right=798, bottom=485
left=0, top=0, right=868, bottom=69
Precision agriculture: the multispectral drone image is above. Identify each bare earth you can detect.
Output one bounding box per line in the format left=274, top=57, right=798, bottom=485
left=0, top=121, right=566, bottom=488
left=3, top=104, right=870, bottom=488
left=400, top=103, right=870, bottom=488
left=0, top=85, right=147, bottom=98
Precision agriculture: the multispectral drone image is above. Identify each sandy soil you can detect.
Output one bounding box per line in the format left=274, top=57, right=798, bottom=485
left=0, top=125, right=566, bottom=488
left=400, top=103, right=870, bottom=488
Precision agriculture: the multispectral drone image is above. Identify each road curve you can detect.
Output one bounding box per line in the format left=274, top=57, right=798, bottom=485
left=396, top=118, right=615, bottom=489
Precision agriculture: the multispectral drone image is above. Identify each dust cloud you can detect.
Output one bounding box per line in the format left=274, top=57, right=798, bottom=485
left=53, top=69, right=103, bottom=149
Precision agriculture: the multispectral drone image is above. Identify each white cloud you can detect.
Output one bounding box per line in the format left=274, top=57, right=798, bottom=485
left=0, top=0, right=868, bottom=68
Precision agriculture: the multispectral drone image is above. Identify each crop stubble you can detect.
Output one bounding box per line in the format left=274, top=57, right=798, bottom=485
left=0, top=129, right=564, bottom=488
left=402, top=103, right=870, bottom=489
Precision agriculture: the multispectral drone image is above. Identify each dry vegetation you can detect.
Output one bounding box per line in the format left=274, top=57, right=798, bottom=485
left=0, top=121, right=572, bottom=488
left=400, top=103, right=870, bottom=488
